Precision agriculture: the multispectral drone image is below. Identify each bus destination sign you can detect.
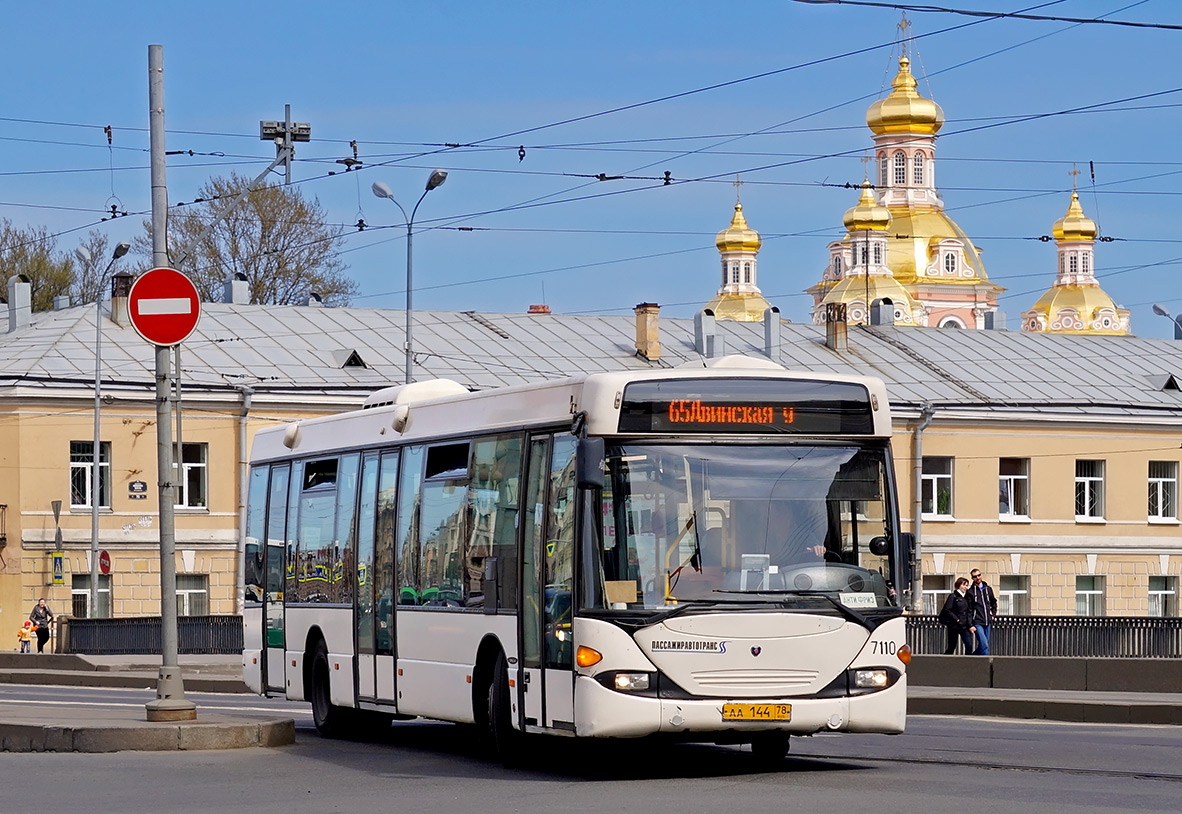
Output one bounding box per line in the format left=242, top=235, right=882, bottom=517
left=617, top=378, right=874, bottom=434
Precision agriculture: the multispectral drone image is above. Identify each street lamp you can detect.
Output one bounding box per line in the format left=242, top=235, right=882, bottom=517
left=74, top=241, right=131, bottom=618
left=1152, top=304, right=1182, bottom=340
left=372, top=169, right=448, bottom=384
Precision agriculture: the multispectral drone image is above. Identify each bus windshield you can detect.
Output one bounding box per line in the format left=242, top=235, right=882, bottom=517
left=592, top=443, right=898, bottom=611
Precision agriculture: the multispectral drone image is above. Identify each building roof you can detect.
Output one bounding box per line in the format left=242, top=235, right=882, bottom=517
left=4, top=301, right=1182, bottom=422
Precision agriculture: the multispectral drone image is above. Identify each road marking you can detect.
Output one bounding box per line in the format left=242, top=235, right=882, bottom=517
left=138, top=297, right=192, bottom=315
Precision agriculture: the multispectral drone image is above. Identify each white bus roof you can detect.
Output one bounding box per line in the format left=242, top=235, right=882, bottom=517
left=250, top=356, right=892, bottom=463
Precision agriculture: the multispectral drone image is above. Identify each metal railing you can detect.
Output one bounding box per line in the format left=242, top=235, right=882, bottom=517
left=906, top=615, right=1182, bottom=658
left=62, top=615, right=243, bottom=655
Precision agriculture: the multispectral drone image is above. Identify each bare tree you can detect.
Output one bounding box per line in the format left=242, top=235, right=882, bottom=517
left=69, top=230, right=112, bottom=306
left=0, top=218, right=74, bottom=311
left=140, top=173, right=357, bottom=305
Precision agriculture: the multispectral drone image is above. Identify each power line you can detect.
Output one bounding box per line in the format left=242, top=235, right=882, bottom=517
left=791, top=0, right=1182, bottom=30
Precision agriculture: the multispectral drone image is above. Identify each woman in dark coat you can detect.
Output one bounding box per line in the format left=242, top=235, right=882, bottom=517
left=938, top=577, right=976, bottom=654
left=29, top=598, right=54, bottom=654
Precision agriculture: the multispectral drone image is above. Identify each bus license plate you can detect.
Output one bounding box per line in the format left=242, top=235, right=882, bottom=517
left=722, top=703, right=791, bottom=721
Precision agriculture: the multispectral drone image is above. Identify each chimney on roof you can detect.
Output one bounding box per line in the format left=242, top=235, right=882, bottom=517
left=527, top=304, right=551, bottom=315
left=634, top=302, right=661, bottom=361
left=53, top=295, right=71, bottom=311
left=303, top=292, right=323, bottom=308
left=825, top=302, right=848, bottom=352
left=224, top=272, right=249, bottom=305
left=870, top=298, right=895, bottom=327
left=764, top=306, right=781, bottom=358
left=7, top=274, right=31, bottom=333
left=110, top=271, right=133, bottom=326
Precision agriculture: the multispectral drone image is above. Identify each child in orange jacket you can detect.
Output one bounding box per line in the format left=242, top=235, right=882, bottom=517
left=17, top=621, right=33, bottom=653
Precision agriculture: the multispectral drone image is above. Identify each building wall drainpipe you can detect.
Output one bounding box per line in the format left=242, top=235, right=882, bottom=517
left=911, top=403, right=935, bottom=612
left=235, top=386, right=253, bottom=614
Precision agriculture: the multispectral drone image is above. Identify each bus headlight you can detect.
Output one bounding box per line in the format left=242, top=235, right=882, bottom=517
left=853, top=669, right=889, bottom=689
left=613, top=673, right=651, bottom=691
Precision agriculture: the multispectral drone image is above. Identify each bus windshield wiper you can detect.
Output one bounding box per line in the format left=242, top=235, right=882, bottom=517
left=712, top=588, right=872, bottom=629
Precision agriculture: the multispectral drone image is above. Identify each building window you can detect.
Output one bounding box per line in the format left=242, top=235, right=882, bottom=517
left=998, top=575, right=1029, bottom=615
left=70, top=441, right=111, bottom=509
left=1075, top=575, right=1104, bottom=616
left=894, top=152, right=906, bottom=185
left=1148, top=461, right=1178, bottom=521
left=922, top=574, right=951, bottom=615
left=833, top=256, right=842, bottom=276
left=743, top=262, right=751, bottom=283
left=1081, top=252, right=1090, bottom=274
left=1069, top=253, right=1078, bottom=274
left=1075, top=460, right=1105, bottom=520
left=999, top=458, right=1030, bottom=518
left=176, top=574, right=210, bottom=616
left=1059, top=254, right=1064, bottom=275
left=731, top=263, right=739, bottom=284
left=879, top=153, right=888, bottom=187
left=1149, top=575, right=1177, bottom=617
left=921, top=457, right=953, bottom=518
left=71, top=574, right=112, bottom=619
left=721, top=260, right=728, bottom=285
left=175, top=443, right=208, bottom=508
left=873, top=243, right=882, bottom=265
left=944, top=252, right=956, bottom=274
left=913, top=152, right=924, bottom=185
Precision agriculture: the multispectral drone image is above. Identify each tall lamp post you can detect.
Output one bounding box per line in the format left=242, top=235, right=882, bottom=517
left=1152, top=304, right=1182, bottom=340
left=372, top=169, right=448, bottom=384
left=74, top=241, right=131, bottom=618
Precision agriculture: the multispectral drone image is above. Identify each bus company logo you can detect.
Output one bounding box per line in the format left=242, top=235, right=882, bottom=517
left=750, top=646, right=762, bottom=657
left=651, top=640, right=727, bottom=654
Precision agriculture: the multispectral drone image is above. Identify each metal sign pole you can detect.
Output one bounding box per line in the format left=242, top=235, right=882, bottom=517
left=145, top=43, right=195, bottom=722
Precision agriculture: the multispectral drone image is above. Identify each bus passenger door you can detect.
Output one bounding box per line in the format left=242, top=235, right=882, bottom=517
left=264, top=464, right=291, bottom=694
left=521, top=434, right=578, bottom=731
left=355, top=452, right=380, bottom=700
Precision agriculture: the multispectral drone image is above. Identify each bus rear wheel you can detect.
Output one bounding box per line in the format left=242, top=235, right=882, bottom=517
left=310, top=640, right=352, bottom=738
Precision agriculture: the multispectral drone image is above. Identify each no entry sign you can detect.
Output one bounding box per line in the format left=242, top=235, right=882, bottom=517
left=128, top=267, right=201, bottom=346
left=98, top=549, right=111, bottom=576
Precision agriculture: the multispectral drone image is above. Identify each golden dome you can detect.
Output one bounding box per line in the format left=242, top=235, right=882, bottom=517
left=866, top=56, right=944, bottom=136
left=705, top=291, right=775, bottom=322
left=820, top=276, right=920, bottom=326
left=716, top=203, right=762, bottom=252
left=843, top=183, right=891, bottom=232
left=1025, top=285, right=1129, bottom=335
left=1052, top=191, right=1098, bottom=241
left=881, top=207, right=991, bottom=285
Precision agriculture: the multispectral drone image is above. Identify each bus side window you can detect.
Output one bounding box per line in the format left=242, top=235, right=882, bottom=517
left=469, top=434, right=522, bottom=610
left=396, top=446, right=424, bottom=605
left=244, top=466, right=268, bottom=603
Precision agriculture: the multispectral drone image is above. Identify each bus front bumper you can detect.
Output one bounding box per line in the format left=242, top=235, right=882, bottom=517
left=573, top=674, right=906, bottom=739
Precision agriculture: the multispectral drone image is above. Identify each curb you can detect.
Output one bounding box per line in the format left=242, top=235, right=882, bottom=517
left=0, top=670, right=250, bottom=694
left=0, top=718, right=295, bottom=753
left=909, top=696, right=1182, bottom=726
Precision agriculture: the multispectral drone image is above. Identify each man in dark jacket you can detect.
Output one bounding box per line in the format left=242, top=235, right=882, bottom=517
left=938, top=577, right=975, bottom=655
left=967, top=569, right=998, bottom=655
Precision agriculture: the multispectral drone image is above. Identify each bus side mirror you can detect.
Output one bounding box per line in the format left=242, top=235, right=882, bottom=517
left=576, top=437, right=605, bottom=489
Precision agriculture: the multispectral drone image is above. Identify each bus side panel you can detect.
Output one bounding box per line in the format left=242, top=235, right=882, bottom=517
left=242, top=604, right=263, bottom=694
left=396, top=611, right=517, bottom=723
left=285, top=605, right=355, bottom=705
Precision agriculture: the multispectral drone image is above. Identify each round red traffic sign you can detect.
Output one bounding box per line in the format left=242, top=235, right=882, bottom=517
left=98, top=550, right=111, bottom=576
left=128, top=267, right=201, bottom=346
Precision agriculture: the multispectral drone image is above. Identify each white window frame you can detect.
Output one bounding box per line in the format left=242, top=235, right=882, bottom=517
left=998, top=575, right=1029, bottom=615
left=1148, top=575, right=1177, bottom=617
left=913, top=152, right=924, bottom=185
left=894, top=152, right=906, bottom=185
left=176, top=573, right=210, bottom=616
left=742, top=262, right=751, bottom=283
left=71, top=574, right=112, bottom=619
left=873, top=243, right=882, bottom=265
left=921, top=456, right=954, bottom=519
left=1075, top=459, right=1105, bottom=521
left=70, top=441, right=111, bottom=509
left=922, top=574, right=952, bottom=615
left=879, top=153, right=888, bottom=187
left=999, top=457, right=1030, bottom=520
left=944, top=252, right=957, bottom=274
left=175, top=442, right=208, bottom=509
left=1148, top=460, right=1177, bottom=522
left=1075, top=575, right=1105, bottom=616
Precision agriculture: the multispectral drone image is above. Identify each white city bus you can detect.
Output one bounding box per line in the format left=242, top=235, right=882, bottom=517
left=242, top=357, right=913, bottom=760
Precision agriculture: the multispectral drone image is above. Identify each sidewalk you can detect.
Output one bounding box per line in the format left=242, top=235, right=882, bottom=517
left=0, top=652, right=293, bottom=752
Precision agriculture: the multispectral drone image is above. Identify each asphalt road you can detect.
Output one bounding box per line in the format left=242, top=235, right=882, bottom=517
left=4, top=685, right=1179, bottom=814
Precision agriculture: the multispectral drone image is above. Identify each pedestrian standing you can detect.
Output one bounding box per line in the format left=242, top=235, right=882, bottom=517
left=968, top=568, right=998, bottom=655
left=938, top=577, right=975, bottom=655
left=29, top=598, right=54, bottom=654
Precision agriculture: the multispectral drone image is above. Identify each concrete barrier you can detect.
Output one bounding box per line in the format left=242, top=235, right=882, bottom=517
left=911, top=655, right=1180, bottom=693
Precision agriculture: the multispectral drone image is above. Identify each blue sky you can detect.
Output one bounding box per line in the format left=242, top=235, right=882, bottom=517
left=4, top=1, right=1182, bottom=336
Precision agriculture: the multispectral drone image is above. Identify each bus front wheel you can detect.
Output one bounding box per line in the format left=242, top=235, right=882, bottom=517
left=310, top=640, right=352, bottom=738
